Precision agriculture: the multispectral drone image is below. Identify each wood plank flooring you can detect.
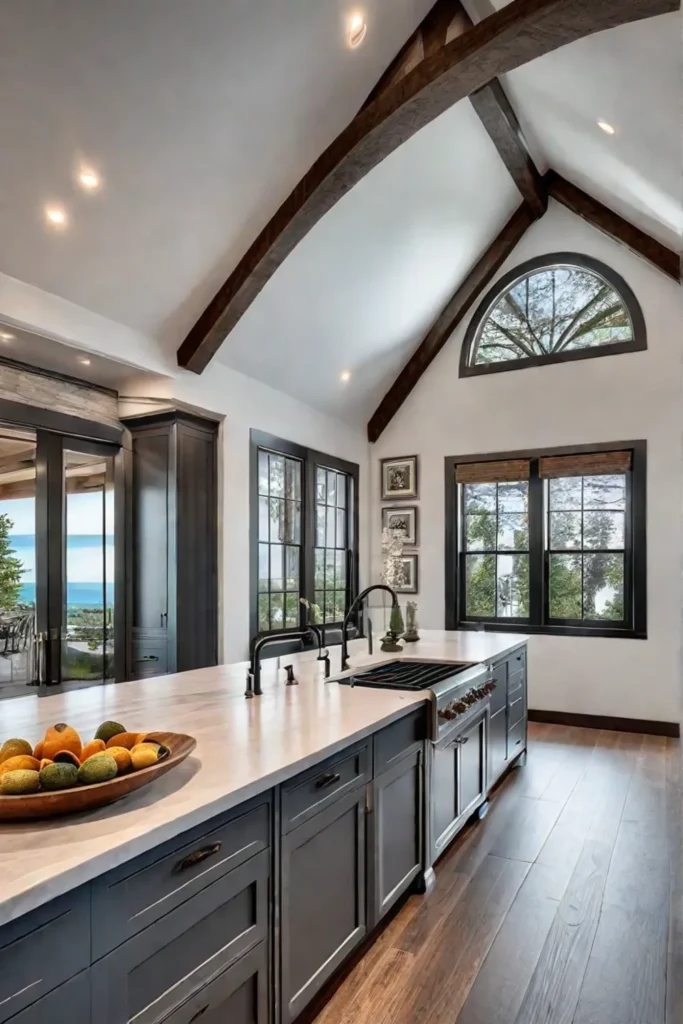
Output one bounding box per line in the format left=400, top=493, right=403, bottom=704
left=313, top=723, right=680, bottom=1024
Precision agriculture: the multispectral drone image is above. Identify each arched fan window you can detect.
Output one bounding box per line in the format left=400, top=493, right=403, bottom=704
left=460, top=253, right=646, bottom=377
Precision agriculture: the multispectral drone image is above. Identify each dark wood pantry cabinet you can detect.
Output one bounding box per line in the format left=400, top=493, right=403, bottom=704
left=124, top=409, right=218, bottom=679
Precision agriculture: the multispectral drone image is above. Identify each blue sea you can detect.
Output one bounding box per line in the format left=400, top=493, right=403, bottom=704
left=19, top=582, right=114, bottom=608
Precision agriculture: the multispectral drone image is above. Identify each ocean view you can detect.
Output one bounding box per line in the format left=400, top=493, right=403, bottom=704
left=18, top=582, right=114, bottom=608
left=6, top=533, right=114, bottom=609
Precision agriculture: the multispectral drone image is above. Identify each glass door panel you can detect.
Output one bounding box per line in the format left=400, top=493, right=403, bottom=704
left=0, top=428, right=38, bottom=698
left=61, top=447, right=116, bottom=686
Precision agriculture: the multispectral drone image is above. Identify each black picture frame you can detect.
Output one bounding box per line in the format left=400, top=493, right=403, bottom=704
left=381, top=505, right=419, bottom=546
left=395, top=553, right=418, bottom=594
left=380, top=455, right=419, bottom=500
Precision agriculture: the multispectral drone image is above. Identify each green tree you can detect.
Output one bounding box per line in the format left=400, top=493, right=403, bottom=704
left=0, top=514, right=25, bottom=611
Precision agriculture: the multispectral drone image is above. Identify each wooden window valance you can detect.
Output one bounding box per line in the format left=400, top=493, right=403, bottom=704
left=538, top=451, right=632, bottom=479
left=455, top=459, right=530, bottom=485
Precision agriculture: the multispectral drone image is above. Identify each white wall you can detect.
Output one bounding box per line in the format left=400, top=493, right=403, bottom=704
left=175, top=363, right=370, bottom=663
left=371, top=202, right=683, bottom=724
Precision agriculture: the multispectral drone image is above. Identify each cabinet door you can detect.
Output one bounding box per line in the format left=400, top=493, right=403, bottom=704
left=132, top=428, right=169, bottom=631
left=489, top=705, right=508, bottom=784
left=164, top=942, right=268, bottom=1024
left=371, top=749, right=423, bottom=926
left=459, top=713, right=486, bottom=816
left=281, top=788, right=367, bottom=1023
left=432, top=740, right=458, bottom=859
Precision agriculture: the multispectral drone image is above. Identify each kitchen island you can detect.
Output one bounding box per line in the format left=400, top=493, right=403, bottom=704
left=0, top=630, right=528, bottom=1024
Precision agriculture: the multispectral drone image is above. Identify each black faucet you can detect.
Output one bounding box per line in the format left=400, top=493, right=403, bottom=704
left=340, top=585, right=402, bottom=671
left=246, top=627, right=330, bottom=697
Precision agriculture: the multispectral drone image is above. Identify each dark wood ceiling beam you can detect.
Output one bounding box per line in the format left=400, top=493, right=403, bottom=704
left=470, top=79, right=547, bottom=215
left=546, top=171, right=680, bottom=281
left=178, top=0, right=675, bottom=373
left=367, top=201, right=537, bottom=442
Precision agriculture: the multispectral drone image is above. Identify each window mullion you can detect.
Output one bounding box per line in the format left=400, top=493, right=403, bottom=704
left=528, top=460, right=544, bottom=626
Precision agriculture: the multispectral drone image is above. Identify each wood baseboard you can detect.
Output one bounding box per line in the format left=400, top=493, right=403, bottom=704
left=528, top=709, right=680, bottom=738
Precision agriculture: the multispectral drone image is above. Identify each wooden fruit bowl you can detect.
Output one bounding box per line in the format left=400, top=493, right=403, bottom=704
left=0, top=732, right=196, bottom=821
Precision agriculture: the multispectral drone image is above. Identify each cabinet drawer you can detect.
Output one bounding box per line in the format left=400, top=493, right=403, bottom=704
left=4, top=970, right=91, bottom=1024
left=509, top=647, right=526, bottom=675
left=373, top=707, right=427, bottom=775
left=132, top=639, right=168, bottom=679
left=164, top=942, right=268, bottom=1024
left=281, top=742, right=370, bottom=834
left=507, top=670, right=525, bottom=702
left=0, top=890, right=90, bottom=1024
left=488, top=661, right=508, bottom=715
left=508, top=693, right=525, bottom=729
left=92, top=795, right=270, bottom=958
left=507, top=717, right=526, bottom=760
left=92, top=849, right=269, bottom=1024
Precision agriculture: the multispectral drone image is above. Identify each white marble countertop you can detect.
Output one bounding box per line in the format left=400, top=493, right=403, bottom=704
left=0, top=629, right=525, bottom=925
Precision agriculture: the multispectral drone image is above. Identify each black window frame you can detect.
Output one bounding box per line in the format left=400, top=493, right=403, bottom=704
left=459, top=253, right=647, bottom=378
left=445, top=440, right=647, bottom=640
left=249, top=430, right=359, bottom=648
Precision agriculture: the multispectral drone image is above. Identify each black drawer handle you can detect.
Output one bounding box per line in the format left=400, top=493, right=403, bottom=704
left=136, top=655, right=159, bottom=662
left=189, top=1006, right=209, bottom=1023
left=174, top=842, right=222, bottom=873
left=516, top=654, right=523, bottom=662
left=315, top=771, right=341, bottom=790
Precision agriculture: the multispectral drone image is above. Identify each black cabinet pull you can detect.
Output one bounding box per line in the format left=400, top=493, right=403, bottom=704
left=315, top=771, right=341, bottom=790
left=189, top=1006, right=209, bottom=1023
left=136, top=655, right=159, bottom=662
left=174, top=842, right=222, bottom=873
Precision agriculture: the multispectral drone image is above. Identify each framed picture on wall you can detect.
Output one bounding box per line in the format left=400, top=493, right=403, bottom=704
left=381, top=505, right=418, bottom=546
left=380, top=456, right=419, bottom=500
left=395, top=554, right=418, bottom=594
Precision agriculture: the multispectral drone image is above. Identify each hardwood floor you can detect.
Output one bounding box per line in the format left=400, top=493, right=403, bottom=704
left=313, top=723, right=680, bottom=1024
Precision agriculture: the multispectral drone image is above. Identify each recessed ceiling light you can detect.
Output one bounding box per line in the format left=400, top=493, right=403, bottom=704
left=597, top=119, right=616, bottom=135
left=78, top=166, right=101, bottom=191
left=45, top=204, right=68, bottom=228
left=78, top=357, right=91, bottom=366
left=0, top=331, right=14, bottom=342
left=346, top=11, right=367, bottom=48
left=340, top=370, right=352, bottom=383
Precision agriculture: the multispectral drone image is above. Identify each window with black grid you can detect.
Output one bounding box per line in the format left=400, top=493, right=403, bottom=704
left=251, top=431, right=358, bottom=642
left=547, top=473, right=627, bottom=624
left=462, top=480, right=530, bottom=621
left=257, top=449, right=303, bottom=632
left=314, top=467, right=350, bottom=625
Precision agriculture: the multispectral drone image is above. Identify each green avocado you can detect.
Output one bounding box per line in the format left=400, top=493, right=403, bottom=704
left=78, top=755, right=117, bottom=785
left=94, top=720, right=127, bottom=743
left=40, top=763, right=79, bottom=791
left=1, top=769, right=40, bottom=795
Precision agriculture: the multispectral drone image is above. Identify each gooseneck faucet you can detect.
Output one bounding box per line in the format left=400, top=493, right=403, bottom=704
left=246, top=626, right=330, bottom=697
left=340, top=585, right=402, bottom=671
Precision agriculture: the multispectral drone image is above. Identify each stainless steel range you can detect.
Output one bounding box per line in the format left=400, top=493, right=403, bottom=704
left=340, top=658, right=496, bottom=869
left=340, top=659, right=494, bottom=742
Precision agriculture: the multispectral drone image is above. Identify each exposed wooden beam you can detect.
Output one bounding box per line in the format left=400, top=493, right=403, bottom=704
left=178, top=0, right=675, bottom=373
left=367, top=202, right=537, bottom=443
left=470, top=79, right=547, bottom=216
left=546, top=171, right=681, bottom=282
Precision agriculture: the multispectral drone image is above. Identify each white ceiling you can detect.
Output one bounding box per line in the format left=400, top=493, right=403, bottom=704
left=0, top=0, right=435, bottom=344
left=217, top=99, right=520, bottom=423
left=0, top=2, right=680, bottom=428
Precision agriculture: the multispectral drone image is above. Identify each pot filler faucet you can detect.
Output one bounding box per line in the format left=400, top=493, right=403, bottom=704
left=340, top=585, right=402, bottom=671
left=246, top=626, right=330, bottom=698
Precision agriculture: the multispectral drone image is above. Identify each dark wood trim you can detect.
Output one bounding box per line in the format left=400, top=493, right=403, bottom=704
left=546, top=171, right=681, bottom=281
left=459, top=250, right=648, bottom=378
left=445, top=439, right=647, bottom=639
left=0, top=396, right=124, bottom=445
left=368, top=201, right=536, bottom=442
left=528, top=709, right=680, bottom=738
left=470, top=80, right=547, bottom=216
left=0, top=353, right=119, bottom=398
left=177, top=0, right=675, bottom=373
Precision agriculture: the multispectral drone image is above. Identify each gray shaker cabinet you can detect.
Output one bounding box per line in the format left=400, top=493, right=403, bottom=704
left=280, top=786, right=367, bottom=1024
left=369, top=747, right=423, bottom=927
left=3, top=971, right=91, bottom=1024
left=163, top=941, right=269, bottom=1024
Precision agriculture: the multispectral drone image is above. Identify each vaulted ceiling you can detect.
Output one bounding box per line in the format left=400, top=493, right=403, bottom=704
left=0, top=0, right=680, bottom=432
